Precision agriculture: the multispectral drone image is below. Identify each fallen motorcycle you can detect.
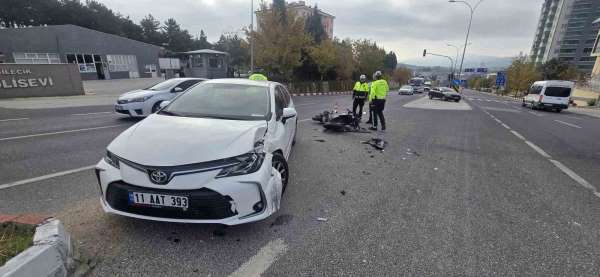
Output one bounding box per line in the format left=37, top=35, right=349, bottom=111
left=313, top=109, right=369, bottom=132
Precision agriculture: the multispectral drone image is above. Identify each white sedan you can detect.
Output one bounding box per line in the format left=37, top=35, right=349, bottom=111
left=96, top=79, right=298, bottom=225
left=115, top=78, right=206, bottom=117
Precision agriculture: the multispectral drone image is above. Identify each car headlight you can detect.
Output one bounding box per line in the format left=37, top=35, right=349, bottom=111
left=129, top=95, right=154, bottom=103
left=216, top=141, right=265, bottom=178
left=104, top=151, right=120, bottom=169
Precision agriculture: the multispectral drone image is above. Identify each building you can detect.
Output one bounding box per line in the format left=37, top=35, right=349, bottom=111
left=591, top=17, right=600, bottom=90
left=0, top=24, right=162, bottom=80
left=179, top=49, right=230, bottom=79
left=256, top=1, right=335, bottom=39
left=530, top=0, right=600, bottom=73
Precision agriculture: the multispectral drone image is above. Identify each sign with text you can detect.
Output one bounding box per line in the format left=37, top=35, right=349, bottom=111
left=0, top=64, right=84, bottom=99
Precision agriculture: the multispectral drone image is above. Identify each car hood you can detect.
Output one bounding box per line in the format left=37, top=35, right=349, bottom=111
left=443, top=91, right=460, bottom=96
left=108, top=114, right=268, bottom=166
left=119, top=89, right=160, bottom=100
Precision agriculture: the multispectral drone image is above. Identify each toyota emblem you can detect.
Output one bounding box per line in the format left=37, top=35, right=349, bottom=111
left=149, top=170, right=169, bottom=184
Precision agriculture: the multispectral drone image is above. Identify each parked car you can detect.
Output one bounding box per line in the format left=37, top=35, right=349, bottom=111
left=96, top=79, right=298, bottom=225
left=429, top=87, right=461, bottom=102
left=522, top=80, right=574, bottom=113
left=398, top=85, right=415, bottom=95
left=115, top=78, right=206, bottom=117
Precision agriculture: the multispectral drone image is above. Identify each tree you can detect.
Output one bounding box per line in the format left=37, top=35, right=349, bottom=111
left=354, top=40, right=386, bottom=78
left=332, top=38, right=355, bottom=80
left=140, top=14, right=165, bottom=46
left=272, top=0, right=287, bottom=25
left=215, top=34, right=250, bottom=73
left=384, top=51, right=398, bottom=73
left=392, top=66, right=412, bottom=85
left=162, top=18, right=193, bottom=52
left=252, top=3, right=310, bottom=81
left=506, top=55, right=540, bottom=97
left=308, top=39, right=337, bottom=80
left=192, top=30, right=212, bottom=49
left=540, top=58, right=579, bottom=80
left=305, top=5, right=325, bottom=44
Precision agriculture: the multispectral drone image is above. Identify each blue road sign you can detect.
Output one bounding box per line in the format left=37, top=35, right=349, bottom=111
left=496, top=72, right=506, bottom=87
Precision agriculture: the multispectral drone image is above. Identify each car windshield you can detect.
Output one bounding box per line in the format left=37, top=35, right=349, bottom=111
left=145, top=79, right=181, bottom=91
left=161, top=83, right=270, bottom=120
left=401, top=86, right=412, bottom=89
left=544, top=87, right=571, bottom=97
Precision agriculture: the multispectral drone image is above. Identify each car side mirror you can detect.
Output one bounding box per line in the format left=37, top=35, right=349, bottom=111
left=172, top=87, right=183, bottom=93
left=159, top=101, right=171, bottom=110
left=281, top=108, right=297, bottom=124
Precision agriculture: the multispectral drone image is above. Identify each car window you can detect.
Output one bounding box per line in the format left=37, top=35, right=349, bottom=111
left=274, top=88, right=286, bottom=120
left=145, top=79, right=181, bottom=91
left=275, top=86, right=290, bottom=108
left=528, top=85, right=543, bottom=94
left=162, top=83, right=270, bottom=120
left=544, top=87, right=571, bottom=97
left=175, top=80, right=202, bottom=91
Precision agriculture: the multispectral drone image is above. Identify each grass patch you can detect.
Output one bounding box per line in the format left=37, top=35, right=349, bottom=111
left=0, top=223, right=36, bottom=266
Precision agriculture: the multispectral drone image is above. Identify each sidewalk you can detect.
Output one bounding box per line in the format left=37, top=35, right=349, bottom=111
left=0, top=77, right=162, bottom=109
left=569, top=107, right=600, bottom=119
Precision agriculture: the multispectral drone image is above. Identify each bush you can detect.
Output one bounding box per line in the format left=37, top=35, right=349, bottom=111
left=587, top=98, right=597, bottom=107
left=0, top=223, right=35, bottom=266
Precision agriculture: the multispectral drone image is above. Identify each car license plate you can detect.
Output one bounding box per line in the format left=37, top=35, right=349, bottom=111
left=115, top=105, right=124, bottom=110
left=128, top=192, right=189, bottom=210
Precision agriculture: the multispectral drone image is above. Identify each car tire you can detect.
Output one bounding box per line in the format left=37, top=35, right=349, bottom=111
left=272, top=152, right=289, bottom=193
left=151, top=101, right=163, bottom=113
left=555, top=108, right=562, bottom=113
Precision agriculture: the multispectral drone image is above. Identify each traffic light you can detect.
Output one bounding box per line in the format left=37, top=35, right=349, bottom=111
left=423, top=49, right=427, bottom=57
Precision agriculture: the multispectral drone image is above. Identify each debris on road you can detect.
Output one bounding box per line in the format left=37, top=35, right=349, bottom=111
left=340, top=190, right=346, bottom=196
left=314, top=139, right=326, bottom=143
left=316, top=217, right=328, bottom=222
left=362, top=138, right=388, bottom=150
left=434, top=168, right=439, bottom=171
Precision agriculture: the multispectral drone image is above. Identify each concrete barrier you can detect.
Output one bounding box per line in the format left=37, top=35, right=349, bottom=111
left=0, top=64, right=84, bottom=99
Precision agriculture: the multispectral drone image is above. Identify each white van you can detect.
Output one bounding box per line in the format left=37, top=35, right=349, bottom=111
left=522, top=80, right=574, bottom=112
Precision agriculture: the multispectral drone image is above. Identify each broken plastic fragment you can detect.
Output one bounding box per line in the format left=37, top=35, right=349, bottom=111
left=317, top=217, right=328, bottom=222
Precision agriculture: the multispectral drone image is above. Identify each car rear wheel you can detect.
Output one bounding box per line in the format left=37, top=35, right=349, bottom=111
left=272, top=153, right=289, bottom=193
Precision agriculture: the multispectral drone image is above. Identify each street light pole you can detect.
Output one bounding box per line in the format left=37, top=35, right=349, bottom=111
left=446, top=43, right=460, bottom=77
left=250, top=0, right=254, bottom=73
left=449, top=0, right=484, bottom=85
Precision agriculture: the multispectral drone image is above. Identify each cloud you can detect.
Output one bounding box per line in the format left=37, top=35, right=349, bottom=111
left=98, top=0, right=544, bottom=64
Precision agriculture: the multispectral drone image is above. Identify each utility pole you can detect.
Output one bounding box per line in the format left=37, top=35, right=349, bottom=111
left=250, top=0, right=255, bottom=73
left=449, top=0, right=484, bottom=85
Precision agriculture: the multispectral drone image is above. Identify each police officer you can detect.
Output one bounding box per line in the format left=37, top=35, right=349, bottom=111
left=249, top=70, right=268, bottom=81
left=352, top=75, right=369, bottom=119
left=369, top=71, right=389, bottom=131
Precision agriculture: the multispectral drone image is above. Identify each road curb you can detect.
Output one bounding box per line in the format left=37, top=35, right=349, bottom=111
left=293, top=91, right=352, bottom=97
left=0, top=218, right=78, bottom=277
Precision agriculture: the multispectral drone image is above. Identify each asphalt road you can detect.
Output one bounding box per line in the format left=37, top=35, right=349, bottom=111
left=2, top=89, right=600, bottom=276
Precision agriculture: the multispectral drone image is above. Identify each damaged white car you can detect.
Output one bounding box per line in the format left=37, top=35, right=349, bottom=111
left=95, top=79, right=297, bottom=225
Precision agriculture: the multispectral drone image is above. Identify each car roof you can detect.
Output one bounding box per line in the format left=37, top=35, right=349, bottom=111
left=204, top=78, right=274, bottom=88
left=533, top=80, right=574, bottom=87
left=168, top=78, right=208, bottom=81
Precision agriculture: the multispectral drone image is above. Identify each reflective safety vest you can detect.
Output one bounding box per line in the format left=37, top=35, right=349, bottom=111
left=249, top=73, right=268, bottom=81
left=353, top=81, right=369, bottom=99
left=370, top=79, right=389, bottom=100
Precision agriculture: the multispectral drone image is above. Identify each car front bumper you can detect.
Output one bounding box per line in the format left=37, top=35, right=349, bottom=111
left=114, top=102, right=149, bottom=117
left=95, top=154, right=283, bottom=225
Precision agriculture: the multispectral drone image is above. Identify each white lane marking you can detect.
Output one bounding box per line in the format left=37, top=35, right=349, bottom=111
left=528, top=111, right=543, bottom=117
left=549, top=160, right=596, bottom=191
left=229, top=238, right=288, bottom=277
left=0, top=124, right=127, bottom=141
left=501, top=123, right=511, bottom=130
left=298, top=118, right=312, bottom=122
left=0, top=118, right=29, bottom=122
left=510, top=130, right=526, bottom=141
left=524, top=141, right=551, bottom=159
left=0, top=165, right=96, bottom=190
left=554, top=120, right=582, bottom=129
left=71, top=111, right=113, bottom=116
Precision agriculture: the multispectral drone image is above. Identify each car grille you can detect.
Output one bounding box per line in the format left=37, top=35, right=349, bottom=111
left=106, top=181, right=238, bottom=220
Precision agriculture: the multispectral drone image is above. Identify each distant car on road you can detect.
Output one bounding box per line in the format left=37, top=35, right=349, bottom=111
left=429, top=87, right=461, bottom=102
left=96, top=79, right=297, bottom=225
left=115, top=78, right=206, bottom=117
left=398, top=85, right=415, bottom=95
left=522, top=80, right=573, bottom=113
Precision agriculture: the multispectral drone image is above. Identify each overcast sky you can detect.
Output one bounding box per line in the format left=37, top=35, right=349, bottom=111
left=98, top=0, right=544, bottom=64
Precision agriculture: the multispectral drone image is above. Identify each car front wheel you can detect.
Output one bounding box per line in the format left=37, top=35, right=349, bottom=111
left=151, top=101, right=163, bottom=113
left=272, top=152, right=289, bottom=193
